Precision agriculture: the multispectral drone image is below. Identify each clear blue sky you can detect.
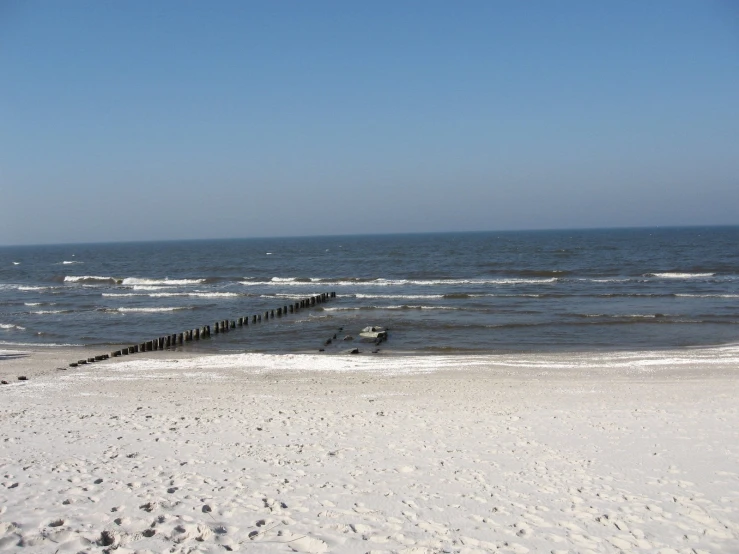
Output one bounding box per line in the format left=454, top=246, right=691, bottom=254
left=1, top=1, right=737, bottom=245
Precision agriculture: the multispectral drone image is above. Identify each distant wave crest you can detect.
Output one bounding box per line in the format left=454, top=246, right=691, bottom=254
left=646, top=272, right=715, bottom=279
left=324, top=305, right=462, bottom=311
left=103, top=291, right=240, bottom=298
left=65, top=276, right=206, bottom=286
left=65, top=275, right=120, bottom=284
left=113, top=307, right=194, bottom=313
left=241, top=277, right=557, bottom=287
left=122, top=278, right=205, bottom=286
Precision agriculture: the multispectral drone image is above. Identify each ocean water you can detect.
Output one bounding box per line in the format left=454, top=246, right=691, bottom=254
left=1, top=227, right=737, bottom=355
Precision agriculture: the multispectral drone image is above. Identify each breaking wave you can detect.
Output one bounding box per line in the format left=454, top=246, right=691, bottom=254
left=122, top=278, right=206, bottom=286
left=323, top=305, right=463, bottom=311
left=64, top=276, right=207, bottom=286
left=646, top=272, right=715, bottom=279
left=64, top=275, right=119, bottom=284
left=111, top=307, right=195, bottom=313
left=240, top=277, right=558, bottom=287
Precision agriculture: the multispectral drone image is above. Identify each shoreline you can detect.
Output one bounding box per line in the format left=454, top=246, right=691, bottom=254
left=2, top=342, right=738, bottom=383
left=1, top=346, right=737, bottom=553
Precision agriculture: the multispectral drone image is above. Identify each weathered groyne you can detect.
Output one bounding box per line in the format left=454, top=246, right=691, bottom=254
left=67, top=292, right=337, bottom=368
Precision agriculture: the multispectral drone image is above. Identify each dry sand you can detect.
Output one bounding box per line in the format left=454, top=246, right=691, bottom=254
left=0, top=346, right=737, bottom=553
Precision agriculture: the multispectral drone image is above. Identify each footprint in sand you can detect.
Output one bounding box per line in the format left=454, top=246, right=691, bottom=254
left=277, top=530, right=328, bottom=553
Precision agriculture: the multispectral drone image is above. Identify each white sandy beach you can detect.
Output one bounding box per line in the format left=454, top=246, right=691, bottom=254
left=1, top=347, right=737, bottom=553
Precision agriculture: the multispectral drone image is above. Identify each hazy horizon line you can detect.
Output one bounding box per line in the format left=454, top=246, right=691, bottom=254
left=2, top=224, right=737, bottom=249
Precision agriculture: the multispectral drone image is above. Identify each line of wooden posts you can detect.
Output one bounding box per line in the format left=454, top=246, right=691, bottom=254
left=68, top=292, right=337, bottom=368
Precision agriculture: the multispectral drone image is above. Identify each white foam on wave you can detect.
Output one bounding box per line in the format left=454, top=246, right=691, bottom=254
left=121, top=278, right=205, bottom=286
left=241, top=277, right=557, bottom=287
left=676, top=293, right=739, bottom=298
left=60, top=260, right=83, bottom=265
left=64, top=275, right=117, bottom=283
left=30, top=310, right=68, bottom=315
left=323, top=305, right=461, bottom=311
left=18, top=286, right=52, bottom=291
left=12, top=262, right=20, bottom=265
left=271, top=277, right=317, bottom=283
left=352, top=293, right=445, bottom=300
left=648, top=272, right=715, bottom=279
left=115, top=307, right=193, bottom=313
left=104, top=291, right=240, bottom=298
left=150, top=291, right=241, bottom=298
left=0, top=323, right=26, bottom=330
